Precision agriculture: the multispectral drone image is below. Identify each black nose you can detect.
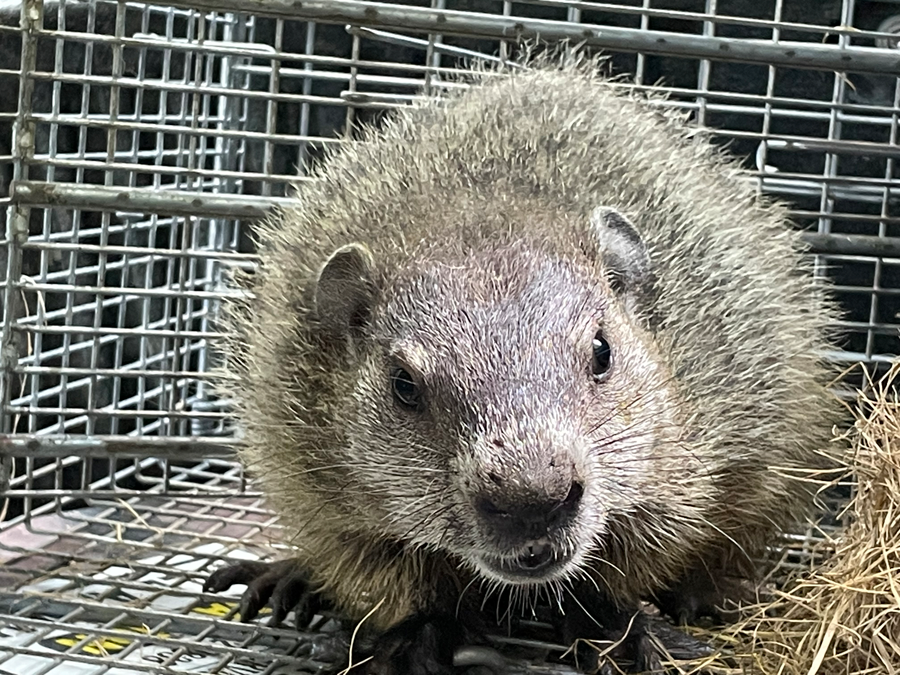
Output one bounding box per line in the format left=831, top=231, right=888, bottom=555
left=474, top=480, right=583, bottom=540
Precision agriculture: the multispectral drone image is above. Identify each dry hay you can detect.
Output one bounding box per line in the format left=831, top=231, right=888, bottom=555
left=673, top=361, right=900, bottom=675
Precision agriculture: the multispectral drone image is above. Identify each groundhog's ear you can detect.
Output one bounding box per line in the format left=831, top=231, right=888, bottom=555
left=314, top=243, right=376, bottom=340
left=588, top=206, right=657, bottom=312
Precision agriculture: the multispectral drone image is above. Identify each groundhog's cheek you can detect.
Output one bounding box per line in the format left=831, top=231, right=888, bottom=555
left=567, top=507, right=610, bottom=562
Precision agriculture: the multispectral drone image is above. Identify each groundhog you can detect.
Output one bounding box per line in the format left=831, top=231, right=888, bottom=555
left=203, top=51, right=842, bottom=674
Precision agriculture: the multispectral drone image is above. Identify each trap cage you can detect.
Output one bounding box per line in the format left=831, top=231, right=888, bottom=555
left=0, top=0, right=899, bottom=673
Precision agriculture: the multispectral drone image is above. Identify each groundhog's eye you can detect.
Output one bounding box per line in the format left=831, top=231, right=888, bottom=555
left=592, top=331, right=612, bottom=379
left=390, top=366, right=422, bottom=410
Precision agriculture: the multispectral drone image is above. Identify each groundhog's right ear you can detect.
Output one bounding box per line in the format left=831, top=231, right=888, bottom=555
left=313, top=243, right=376, bottom=340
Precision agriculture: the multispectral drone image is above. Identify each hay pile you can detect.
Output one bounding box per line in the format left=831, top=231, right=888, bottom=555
left=686, top=362, right=900, bottom=675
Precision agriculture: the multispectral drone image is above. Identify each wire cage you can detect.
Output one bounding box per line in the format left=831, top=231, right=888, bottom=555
left=0, top=0, right=898, bottom=673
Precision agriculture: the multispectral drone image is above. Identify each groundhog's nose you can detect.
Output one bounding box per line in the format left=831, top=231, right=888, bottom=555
left=474, top=480, right=583, bottom=540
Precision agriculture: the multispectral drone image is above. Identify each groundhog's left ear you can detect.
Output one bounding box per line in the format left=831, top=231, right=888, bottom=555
left=587, top=206, right=657, bottom=314
left=313, top=243, right=376, bottom=342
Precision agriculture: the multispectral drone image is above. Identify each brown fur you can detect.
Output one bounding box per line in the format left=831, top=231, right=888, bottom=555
left=217, top=52, right=842, bottom=632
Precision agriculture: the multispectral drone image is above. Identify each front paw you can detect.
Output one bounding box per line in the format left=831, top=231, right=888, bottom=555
left=362, top=613, right=467, bottom=675
left=203, top=558, right=329, bottom=630
left=562, top=608, right=661, bottom=674
left=652, top=566, right=768, bottom=625
left=560, top=590, right=714, bottom=674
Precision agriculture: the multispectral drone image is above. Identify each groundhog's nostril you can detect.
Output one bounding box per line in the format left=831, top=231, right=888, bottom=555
left=548, top=480, right=583, bottom=527
left=563, top=480, right=584, bottom=508
left=475, top=496, right=506, bottom=518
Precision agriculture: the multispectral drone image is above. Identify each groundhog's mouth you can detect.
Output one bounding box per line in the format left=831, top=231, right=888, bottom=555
left=476, top=541, right=573, bottom=584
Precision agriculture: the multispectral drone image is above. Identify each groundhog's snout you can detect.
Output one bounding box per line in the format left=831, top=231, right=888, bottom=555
left=468, top=453, right=585, bottom=581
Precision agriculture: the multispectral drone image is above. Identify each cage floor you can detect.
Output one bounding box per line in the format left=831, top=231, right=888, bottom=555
left=0, top=493, right=353, bottom=675
left=0, top=490, right=587, bottom=675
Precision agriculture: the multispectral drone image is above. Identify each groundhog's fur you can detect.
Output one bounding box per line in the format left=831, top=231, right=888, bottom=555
left=219, top=54, right=840, bottom=636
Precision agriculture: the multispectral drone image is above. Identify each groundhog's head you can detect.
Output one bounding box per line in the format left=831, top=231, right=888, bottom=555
left=311, top=207, right=710, bottom=589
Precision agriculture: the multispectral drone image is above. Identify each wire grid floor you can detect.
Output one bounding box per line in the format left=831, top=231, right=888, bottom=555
left=0, top=467, right=591, bottom=674
left=0, top=0, right=898, bottom=672
left=0, top=480, right=841, bottom=675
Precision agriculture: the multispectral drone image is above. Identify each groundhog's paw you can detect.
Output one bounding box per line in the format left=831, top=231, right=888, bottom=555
left=561, top=602, right=714, bottom=673
left=203, top=558, right=325, bottom=629
left=597, top=627, right=665, bottom=675
left=646, top=616, right=717, bottom=661
left=653, top=568, right=767, bottom=625
left=363, top=613, right=464, bottom=675
left=563, top=618, right=663, bottom=674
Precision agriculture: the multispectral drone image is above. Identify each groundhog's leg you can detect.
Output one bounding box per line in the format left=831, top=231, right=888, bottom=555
left=203, top=558, right=329, bottom=630
left=362, top=612, right=472, bottom=675
left=560, top=583, right=715, bottom=673
left=652, top=563, right=768, bottom=625
left=560, top=595, right=660, bottom=673
left=204, top=559, right=476, bottom=674
left=360, top=572, right=498, bottom=674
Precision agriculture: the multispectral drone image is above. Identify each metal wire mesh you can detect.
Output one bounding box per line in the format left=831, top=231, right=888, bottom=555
left=0, top=0, right=898, bottom=672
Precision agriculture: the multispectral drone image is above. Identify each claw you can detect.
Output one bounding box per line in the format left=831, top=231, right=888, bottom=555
left=203, top=560, right=271, bottom=594
left=203, top=558, right=319, bottom=628
left=644, top=615, right=716, bottom=661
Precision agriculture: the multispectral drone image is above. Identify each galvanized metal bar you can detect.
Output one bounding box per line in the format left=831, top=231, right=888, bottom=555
left=10, top=179, right=295, bottom=218
left=0, top=435, right=237, bottom=459
left=13, top=365, right=235, bottom=380
left=19, top=240, right=255, bottom=262
left=156, top=0, right=900, bottom=75
left=11, top=281, right=243, bottom=301
left=0, top=0, right=41, bottom=454
left=10, top=180, right=900, bottom=259
left=514, top=0, right=897, bottom=41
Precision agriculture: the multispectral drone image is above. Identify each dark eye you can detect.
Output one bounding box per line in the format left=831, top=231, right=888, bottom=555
left=592, top=331, right=612, bottom=379
left=391, top=366, right=423, bottom=410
